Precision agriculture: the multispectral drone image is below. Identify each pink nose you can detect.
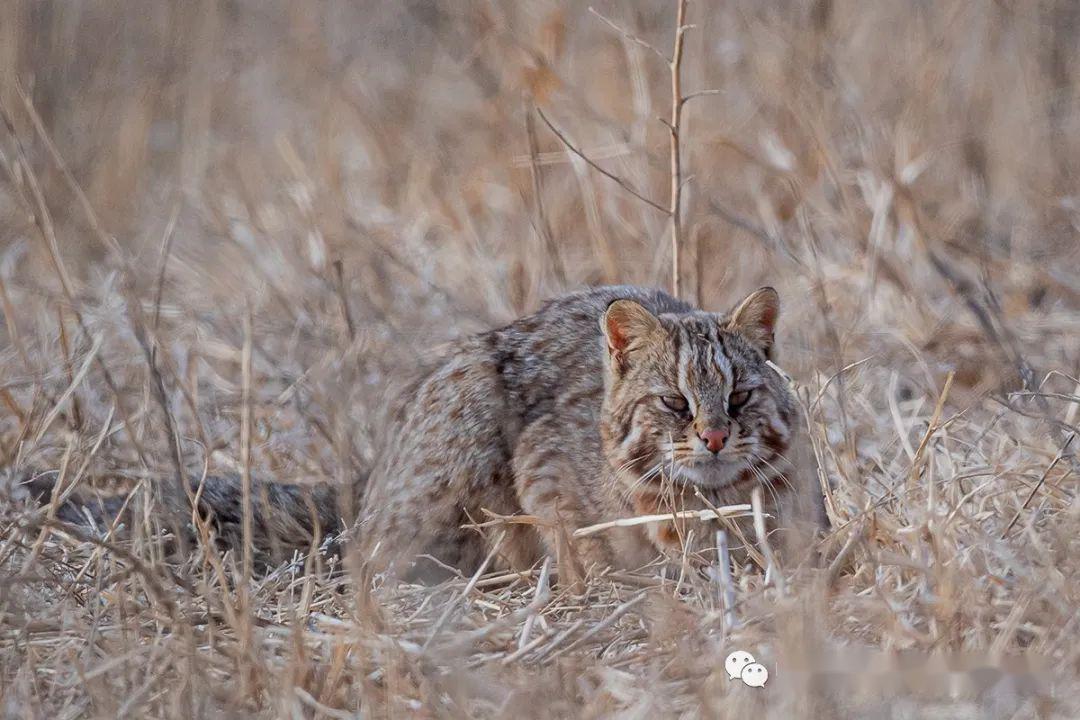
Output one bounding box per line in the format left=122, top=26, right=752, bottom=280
left=699, top=427, right=729, bottom=453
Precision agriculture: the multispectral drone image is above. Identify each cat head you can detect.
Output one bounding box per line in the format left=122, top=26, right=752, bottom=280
left=598, top=288, right=797, bottom=491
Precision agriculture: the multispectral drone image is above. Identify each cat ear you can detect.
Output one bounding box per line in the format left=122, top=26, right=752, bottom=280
left=727, top=287, right=779, bottom=357
left=601, top=300, right=662, bottom=369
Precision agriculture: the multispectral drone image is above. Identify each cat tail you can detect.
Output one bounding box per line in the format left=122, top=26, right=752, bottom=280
left=14, top=468, right=352, bottom=569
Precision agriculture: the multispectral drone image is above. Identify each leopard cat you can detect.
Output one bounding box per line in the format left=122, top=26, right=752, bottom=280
left=23, top=285, right=814, bottom=578
left=359, top=285, right=811, bottom=579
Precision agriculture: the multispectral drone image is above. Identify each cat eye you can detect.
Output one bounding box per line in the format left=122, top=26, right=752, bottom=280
left=728, top=389, right=752, bottom=409
left=659, top=395, right=689, bottom=414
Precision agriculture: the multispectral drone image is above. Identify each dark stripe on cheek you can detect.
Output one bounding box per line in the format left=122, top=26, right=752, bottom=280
left=615, top=401, right=641, bottom=445
left=760, top=426, right=789, bottom=457
left=627, top=435, right=657, bottom=475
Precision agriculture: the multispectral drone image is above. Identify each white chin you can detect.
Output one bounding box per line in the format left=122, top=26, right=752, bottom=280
left=671, top=462, right=746, bottom=490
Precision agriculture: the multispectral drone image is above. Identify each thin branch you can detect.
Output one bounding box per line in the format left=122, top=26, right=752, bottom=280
left=0, top=108, right=75, bottom=299
left=152, top=201, right=182, bottom=334
left=525, top=104, right=566, bottom=285
left=573, top=504, right=753, bottom=538
left=751, top=486, right=786, bottom=596
left=712, top=530, right=737, bottom=631
left=545, top=591, right=647, bottom=663
left=14, top=79, right=124, bottom=259
left=331, top=259, right=356, bottom=343
left=343, top=218, right=497, bottom=326
left=707, top=198, right=804, bottom=266
left=240, top=307, right=255, bottom=583
left=588, top=7, right=670, bottom=63
left=0, top=97, right=153, bottom=469
left=31, top=334, right=102, bottom=446
left=1002, top=431, right=1076, bottom=539
left=896, top=184, right=1078, bottom=471
left=907, top=370, right=954, bottom=493
left=125, top=288, right=191, bottom=545
left=668, top=0, right=689, bottom=300
left=535, top=107, right=668, bottom=215
left=424, top=530, right=507, bottom=651
left=516, top=556, right=552, bottom=651
left=237, top=304, right=255, bottom=696
left=682, top=88, right=725, bottom=103
left=526, top=618, right=586, bottom=664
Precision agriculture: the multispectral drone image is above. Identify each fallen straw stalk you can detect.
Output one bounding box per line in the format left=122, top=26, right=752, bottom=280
left=573, top=505, right=754, bottom=538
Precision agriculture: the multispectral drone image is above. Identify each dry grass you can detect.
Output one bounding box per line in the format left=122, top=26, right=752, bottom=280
left=2, top=1, right=1080, bottom=717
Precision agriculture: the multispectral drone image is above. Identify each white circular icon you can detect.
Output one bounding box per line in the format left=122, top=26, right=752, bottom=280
left=740, top=662, right=769, bottom=688
left=724, top=650, right=756, bottom=680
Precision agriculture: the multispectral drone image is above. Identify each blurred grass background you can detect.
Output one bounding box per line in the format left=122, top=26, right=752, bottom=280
left=2, top=1, right=1080, bottom=717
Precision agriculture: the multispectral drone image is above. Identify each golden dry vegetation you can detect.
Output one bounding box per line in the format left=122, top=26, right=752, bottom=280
left=2, top=1, right=1080, bottom=717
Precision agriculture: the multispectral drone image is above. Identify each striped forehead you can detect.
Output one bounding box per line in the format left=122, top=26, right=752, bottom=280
left=673, top=321, right=734, bottom=396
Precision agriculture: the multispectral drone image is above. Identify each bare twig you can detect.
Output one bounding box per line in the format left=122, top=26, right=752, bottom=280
left=55, top=308, right=82, bottom=431
left=588, top=7, right=669, bottom=63
left=826, top=523, right=866, bottom=589
left=548, top=0, right=702, bottom=302
left=14, top=79, right=124, bottom=259
left=682, top=88, right=725, bottom=103
left=0, top=276, right=31, bottom=371
left=517, top=556, right=552, bottom=650
left=524, top=105, right=567, bottom=285
left=152, top=202, right=182, bottom=335
left=0, top=95, right=153, bottom=469
left=124, top=283, right=195, bottom=573
left=535, top=107, right=668, bottom=215
left=332, top=258, right=357, bottom=342
left=344, top=218, right=497, bottom=326
left=31, top=334, right=102, bottom=446
left=526, top=617, right=586, bottom=664
left=897, top=185, right=1077, bottom=470
left=239, top=305, right=256, bottom=582
left=668, top=0, right=690, bottom=299
left=238, top=304, right=255, bottom=696
left=908, top=370, right=955, bottom=493
left=573, top=504, right=753, bottom=538
left=0, top=103, right=76, bottom=299
left=712, top=529, right=737, bottom=631
left=1002, top=431, right=1076, bottom=539
left=545, top=590, right=647, bottom=662
left=424, top=530, right=507, bottom=651
left=694, top=486, right=766, bottom=569
left=708, top=198, right=804, bottom=267
left=751, top=487, right=785, bottom=596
